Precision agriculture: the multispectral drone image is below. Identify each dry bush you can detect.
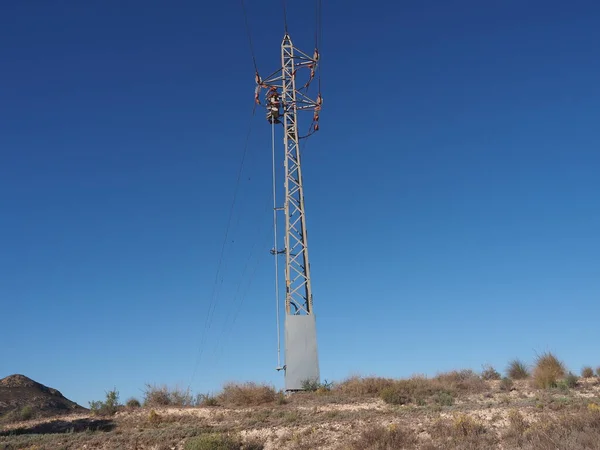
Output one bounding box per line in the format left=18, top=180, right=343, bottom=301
left=581, top=366, right=594, bottom=378
left=379, top=376, right=457, bottom=406
left=532, top=352, right=566, bottom=389
left=429, top=413, right=496, bottom=447
left=507, top=359, right=530, bottom=380
left=503, top=408, right=600, bottom=449
left=434, top=369, right=486, bottom=394
left=481, top=365, right=501, bottom=380
left=196, top=393, right=219, bottom=407
left=184, top=433, right=262, bottom=450
left=502, top=409, right=530, bottom=445
left=217, top=382, right=276, bottom=407
left=125, top=398, right=141, bottom=408
left=334, top=376, right=395, bottom=397
left=350, top=423, right=418, bottom=449
left=143, top=384, right=194, bottom=407
left=596, top=367, right=600, bottom=377
left=499, top=377, right=514, bottom=392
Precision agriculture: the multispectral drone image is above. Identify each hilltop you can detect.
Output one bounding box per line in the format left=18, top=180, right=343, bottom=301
left=0, top=374, right=86, bottom=422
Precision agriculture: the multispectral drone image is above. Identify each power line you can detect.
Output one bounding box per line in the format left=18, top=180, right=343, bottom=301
left=189, top=104, right=256, bottom=389
left=241, top=0, right=258, bottom=72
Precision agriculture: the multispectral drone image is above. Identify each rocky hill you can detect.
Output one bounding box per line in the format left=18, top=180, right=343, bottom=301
left=0, top=374, right=86, bottom=421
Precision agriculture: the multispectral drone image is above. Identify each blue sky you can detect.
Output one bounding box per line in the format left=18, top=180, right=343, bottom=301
left=1, top=0, right=599, bottom=407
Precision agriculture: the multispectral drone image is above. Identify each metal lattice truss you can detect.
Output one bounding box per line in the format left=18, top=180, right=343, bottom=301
left=258, top=34, right=320, bottom=316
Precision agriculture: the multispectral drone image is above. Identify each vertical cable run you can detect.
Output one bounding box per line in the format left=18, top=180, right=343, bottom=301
left=271, top=118, right=282, bottom=369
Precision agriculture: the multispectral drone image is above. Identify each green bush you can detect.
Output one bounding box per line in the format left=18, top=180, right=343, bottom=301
left=89, top=389, right=120, bottom=416
left=196, top=393, right=219, bottom=407
left=125, top=398, right=141, bottom=408
left=507, top=359, right=530, bottom=380
left=19, top=406, right=34, bottom=421
left=565, top=372, right=578, bottom=388
left=433, top=391, right=455, bottom=406
left=301, top=378, right=333, bottom=392
left=380, top=384, right=412, bottom=405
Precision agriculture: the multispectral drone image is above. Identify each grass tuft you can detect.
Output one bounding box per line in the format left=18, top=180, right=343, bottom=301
left=532, top=352, right=566, bottom=389
left=507, top=359, right=530, bottom=380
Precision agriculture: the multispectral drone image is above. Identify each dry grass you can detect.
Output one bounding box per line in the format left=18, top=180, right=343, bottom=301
left=216, top=382, right=277, bottom=407
left=334, top=376, right=395, bottom=396
left=532, top=352, right=566, bottom=389
left=503, top=408, right=600, bottom=449
left=377, top=370, right=485, bottom=406
left=184, top=433, right=263, bottom=450
left=5, top=356, right=600, bottom=450
left=349, top=423, right=418, bottom=449
left=143, top=384, right=194, bottom=407
left=428, top=413, right=497, bottom=448
left=433, top=369, right=487, bottom=393
left=507, top=359, right=530, bottom=380
left=582, top=366, right=595, bottom=378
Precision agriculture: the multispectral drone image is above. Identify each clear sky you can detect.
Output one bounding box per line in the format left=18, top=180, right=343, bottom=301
left=1, top=0, right=599, bottom=407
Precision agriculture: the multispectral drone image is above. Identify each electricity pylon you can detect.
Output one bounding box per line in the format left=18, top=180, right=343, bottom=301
left=255, top=33, right=322, bottom=391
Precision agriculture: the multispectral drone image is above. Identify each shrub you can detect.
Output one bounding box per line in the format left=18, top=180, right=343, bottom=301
left=532, top=352, right=566, bottom=389
left=196, top=393, right=219, bottom=407
left=277, top=391, right=287, bottom=405
left=335, top=376, right=395, bottom=396
left=565, top=372, right=578, bottom=388
left=350, top=424, right=418, bottom=449
left=143, top=384, right=194, bottom=407
left=507, top=359, right=530, bottom=380
left=582, top=366, right=594, bottom=378
left=499, top=377, right=514, bottom=392
left=434, top=369, right=486, bottom=393
left=217, top=382, right=276, bottom=407
left=89, top=389, right=120, bottom=417
left=506, top=409, right=528, bottom=435
left=379, top=377, right=459, bottom=406
left=452, top=413, right=487, bottom=437
left=148, top=409, right=161, bottom=424
left=596, top=367, right=600, bottom=377
left=481, top=364, right=501, bottom=381
left=301, top=378, right=333, bottom=392
left=184, top=433, right=260, bottom=450
left=433, top=391, right=455, bottom=406
left=380, top=385, right=412, bottom=405
left=19, top=406, right=34, bottom=421
left=125, top=398, right=141, bottom=409
left=430, top=413, right=490, bottom=444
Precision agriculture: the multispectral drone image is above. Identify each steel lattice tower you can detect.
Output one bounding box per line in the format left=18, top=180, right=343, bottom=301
left=256, top=33, right=322, bottom=390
